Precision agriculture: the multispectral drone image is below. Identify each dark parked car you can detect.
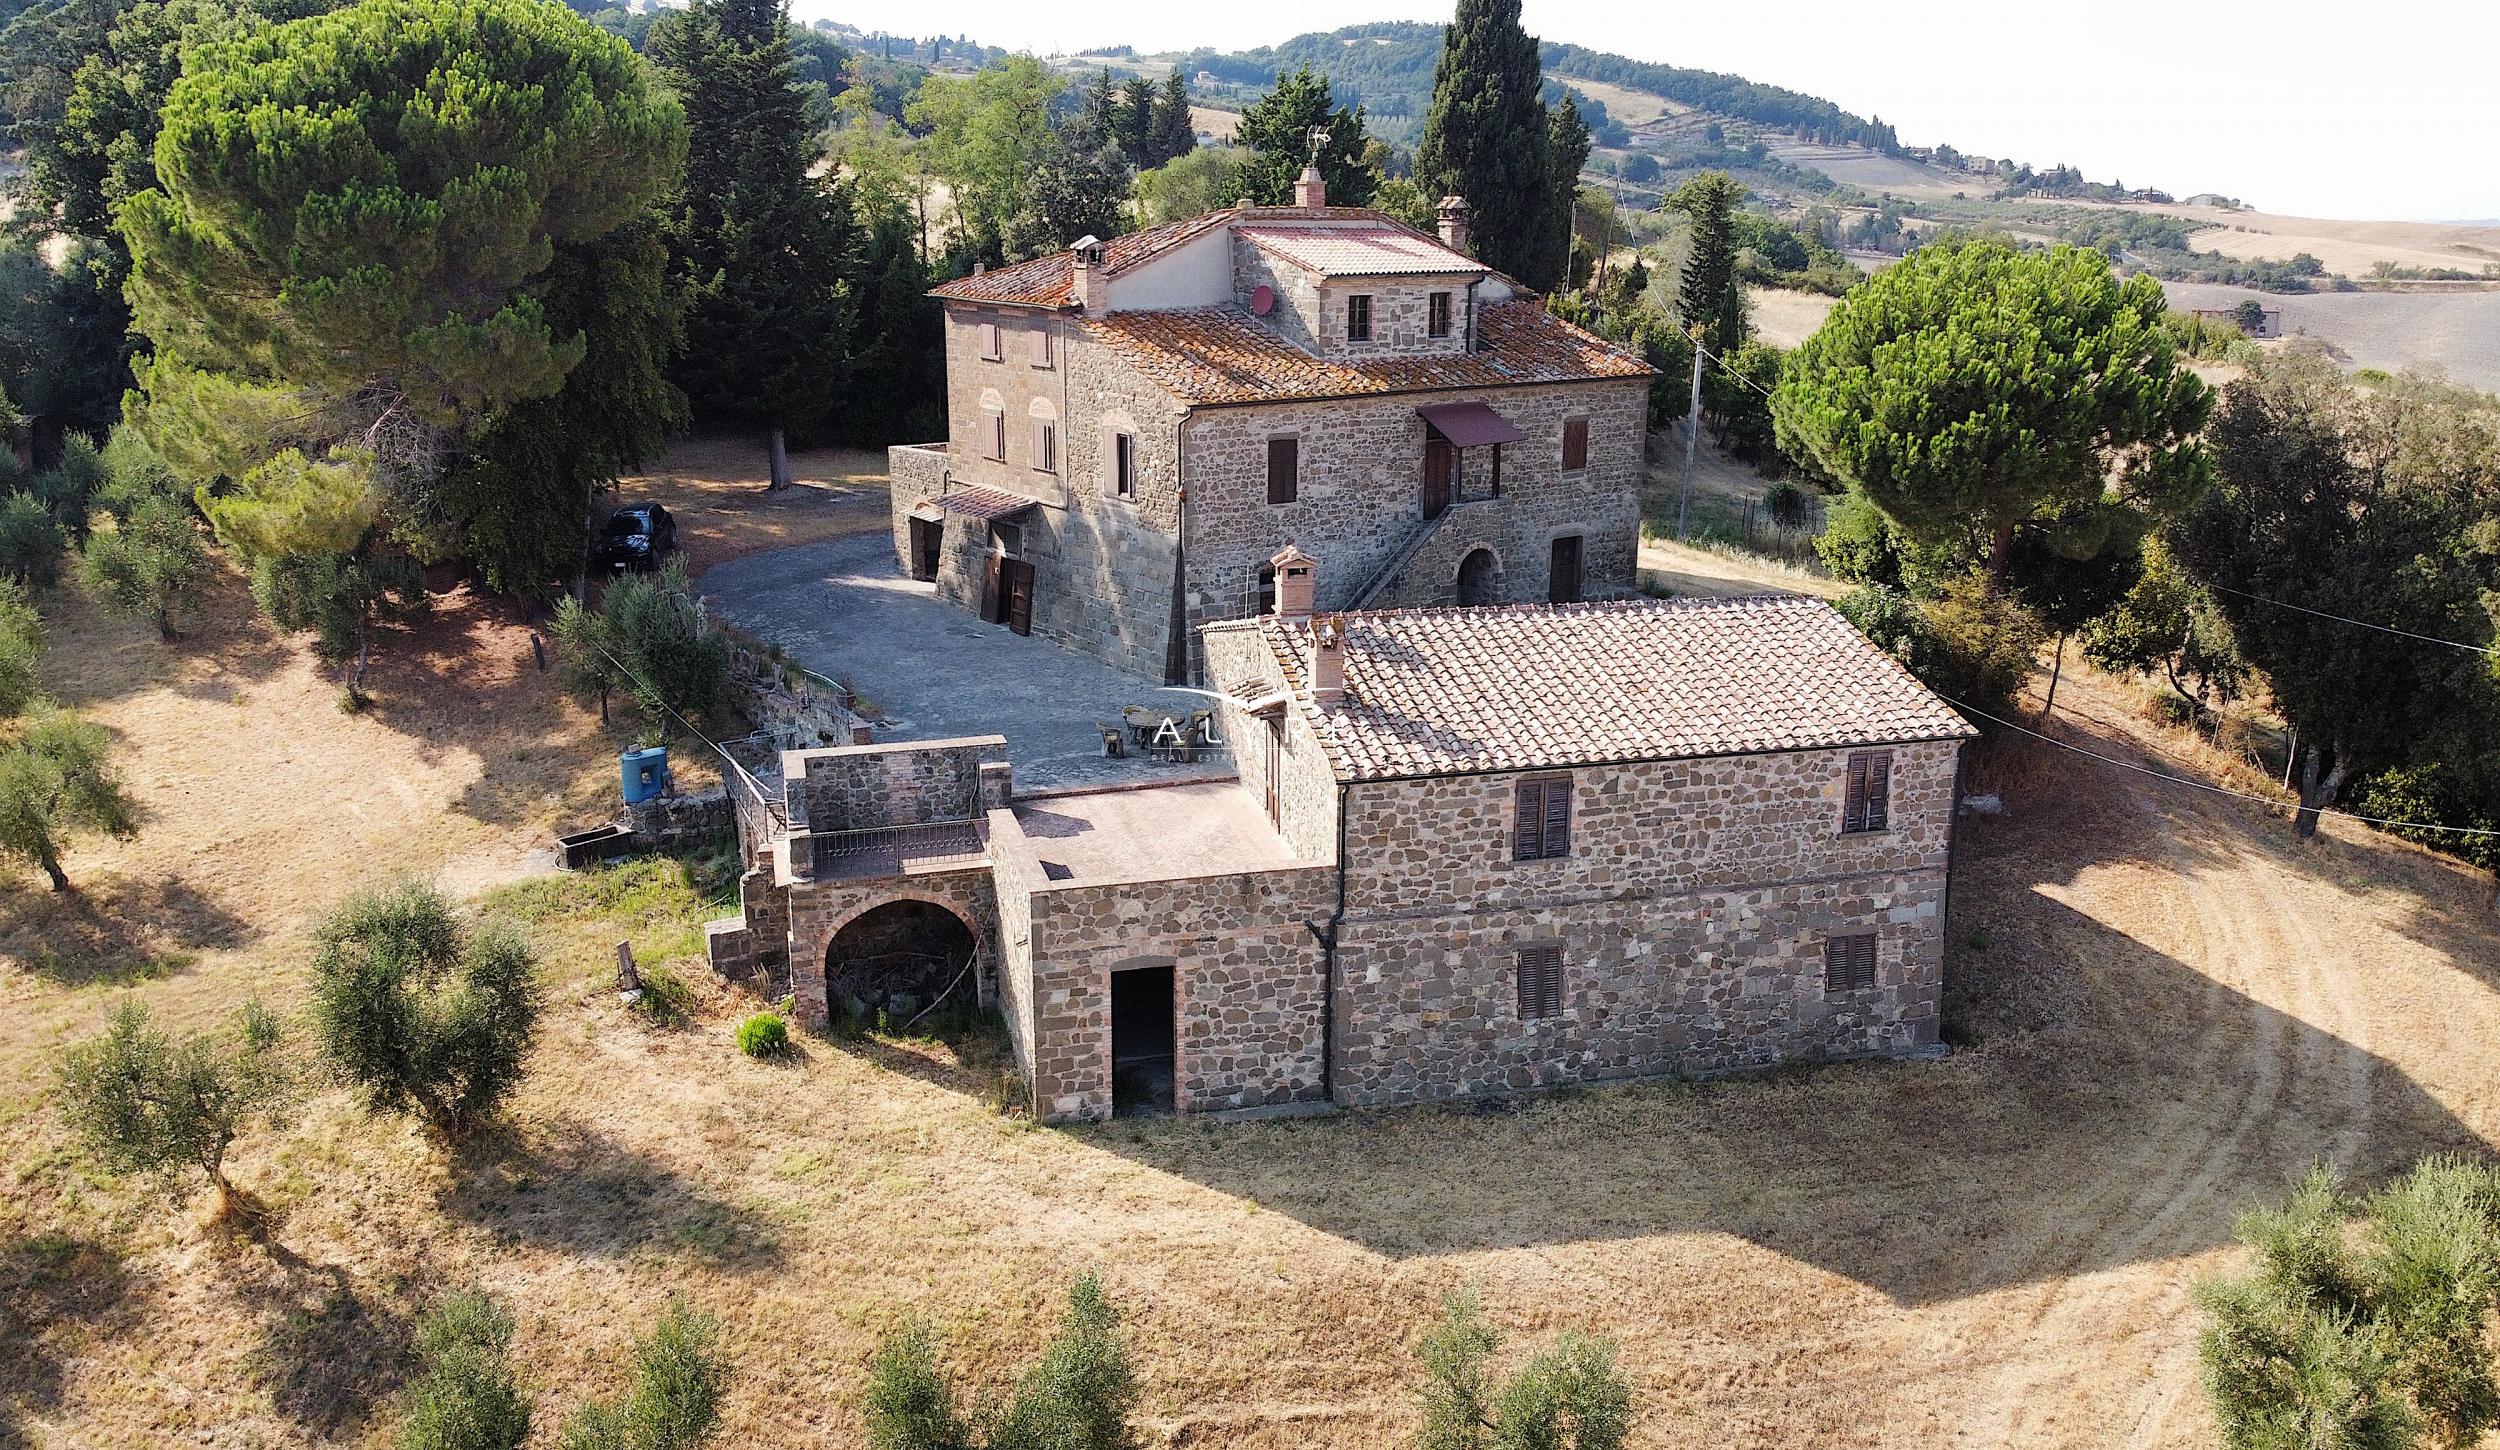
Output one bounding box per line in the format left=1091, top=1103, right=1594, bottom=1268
left=597, top=505, right=676, bottom=573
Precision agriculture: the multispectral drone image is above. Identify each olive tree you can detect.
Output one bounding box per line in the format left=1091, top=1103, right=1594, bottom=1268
left=1415, top=1290, right=1632, bottom=1450
left=55, top=999, right=290, bottom=1217
left=309, top=880, right=540, bottom=1140
left=0, top=705, right=140, bottom=891
left=561, top=1296, right=729, bottom=1450
left=397, top=1290, right=533, bottom=1450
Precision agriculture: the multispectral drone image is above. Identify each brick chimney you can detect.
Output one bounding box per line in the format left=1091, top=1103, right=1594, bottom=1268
left=1268, top=544, right=1317, bottom=619
left=1295, top=162, right=1327, bottom=212
left=1310, top=614, right=1346, bottom=707
left=1069, top=235, right=1105, bottom=312
left=1437, top=195, right=1471, bottom=254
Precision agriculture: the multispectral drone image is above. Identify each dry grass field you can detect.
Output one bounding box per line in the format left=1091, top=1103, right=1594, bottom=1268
left=5, top=455, right=2498, bottom=1447
left=2157, top=280, right=2500, bottom=394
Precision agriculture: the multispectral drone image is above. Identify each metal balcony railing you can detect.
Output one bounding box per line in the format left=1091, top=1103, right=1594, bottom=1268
left=804, top=818, right=990, bottom=881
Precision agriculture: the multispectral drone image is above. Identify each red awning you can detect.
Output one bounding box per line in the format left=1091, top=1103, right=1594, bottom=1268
left=939, top=485, right=1040, bottom=521
left=1416, top=400, right=1526, bottom=448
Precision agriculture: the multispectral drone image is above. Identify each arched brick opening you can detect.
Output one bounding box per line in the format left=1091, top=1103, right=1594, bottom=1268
left=1456, top=546, right=1503, bottom=607
left=825, top=898, right=980, bottom=1028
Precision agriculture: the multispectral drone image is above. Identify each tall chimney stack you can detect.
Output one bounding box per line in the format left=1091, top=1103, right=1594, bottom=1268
left=1269, top=544, right=1316, bottom=619
left=1295, top=162, right=1327, bottom=212
left=1068, top=236, right=1105, bottom=312
left=1436, top=195, right=1472, bottom=254
left=1310, top=614, right=1346, bottom=707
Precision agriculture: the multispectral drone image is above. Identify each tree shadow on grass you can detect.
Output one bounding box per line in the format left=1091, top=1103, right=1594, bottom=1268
left=0, top=1234, right=135, bottom=1450
left=435, top=1121, right=783, bottom=1268
left=223, top=1231, right=413, bottom=1442
left=0, top=871, right=252, bottom=986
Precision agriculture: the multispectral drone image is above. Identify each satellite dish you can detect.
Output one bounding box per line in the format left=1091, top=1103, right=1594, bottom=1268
left=1251, top=284, right=1275, bottom=315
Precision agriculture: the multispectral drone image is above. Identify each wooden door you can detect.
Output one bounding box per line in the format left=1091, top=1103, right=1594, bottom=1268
left=982, top=552, right=1005, bottom=624
left=907, top=516, right=940, bottom=581
left=1003, top=558, right=1035, bottom=636
left=1422, top=435, right=1454, bottom=519
left=1549, top=535, right=1582, bottom=604
left=1262, top=717, right=1282, bottom=828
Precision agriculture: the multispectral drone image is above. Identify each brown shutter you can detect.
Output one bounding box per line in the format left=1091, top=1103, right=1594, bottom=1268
left=1029, top=327, right=1050, bottom=366
left=987, top=411, right=1006, bottom=460
left=1517, top=947, right=1563, bottom=1019
left=1266, top=437, right=1298, bottom=504
left=1562, top=417, right=1589, bottom=470
left=1842, top=753, right=1869, bottom=833
left=1513, top=778, right=1544, bottom=860
left=1866, top=751, right=1892, bottom=831
left=1543, top=778, right=1571, bottom=857
left=1825, top=934, right=1878, bottom=991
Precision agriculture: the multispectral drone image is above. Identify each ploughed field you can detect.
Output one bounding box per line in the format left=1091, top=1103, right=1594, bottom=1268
left=3, top=477, right=2496, bottom=1445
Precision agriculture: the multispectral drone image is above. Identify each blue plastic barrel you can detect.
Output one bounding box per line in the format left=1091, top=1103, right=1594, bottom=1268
left=620, top=745, right=671, bottom=804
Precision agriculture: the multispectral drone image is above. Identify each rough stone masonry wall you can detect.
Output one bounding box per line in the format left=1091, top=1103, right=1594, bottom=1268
left=887, top=442, right=949, bottom=572
left=1008, top=858, right=1338, bottom=1121
left=1180, top=378, right=1649, bottom=672
left=1199, top=621, right=1342, bottom=863
left=785, top=867, right=1000, bottom=1030
left=1327, top=738, right=1964, bottom=1104
left=1309, top=275, right=1480, bottom=360
left=786, top=736, right=1006, bottom=836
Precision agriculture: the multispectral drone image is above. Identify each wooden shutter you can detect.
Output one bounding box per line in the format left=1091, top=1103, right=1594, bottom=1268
left=1517, top=947, right=1563, bottom=1020
left=1543, top=779, right=1571, bottom=856
left=1029, top=419, right=1055, bottom=473
left=986, top=410, right=1006, bottom=460
left=1029, top=327, right=1051, bottom=366
left=1513, top=777, right=1570, bottom=860
left=1266, top=437, right=1298, bottom=504
left=1843, top=750, right=1892, bottom=833
left=981, top=322, right=1001, bottom=360
left=1825, top=933, right=1878, bottom=992
left=1562, top=416, right=1589, bottom=470
left=1429, top=292, right=1451, bottom=338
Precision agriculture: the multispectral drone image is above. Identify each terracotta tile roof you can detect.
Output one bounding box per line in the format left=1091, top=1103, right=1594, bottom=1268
left=927, top=211, right=1236, bottom=307
left=1236, top=223, right=1486, bottom=277
left=1084, top=301, right=1650, bottom=405
left=1230, top=597, right=1974, bottom=782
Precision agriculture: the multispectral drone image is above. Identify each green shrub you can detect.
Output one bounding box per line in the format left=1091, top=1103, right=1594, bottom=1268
left=30, top=434, right=109, bottom=544
left=1416, top=1290, right=1632, bottom=1450
left=396, top=1290, right=532, bottom=1450
left=309, top=880, right=541, bottom=1140
left=79, top=495, right=211, bottom=640
left=864, top=1321, right=971, bottom=1450
left=735, top=1012, right=788, bottom=1059
left=0, top=492, right=66, bottom=587
left=2196, top=1156, right=2500, bottom=1450
left=0, top=576, right=41, bottom=718
left=862, top=1274, right=1136, bottom=1450
left=562, top=1296, right=727, bottom=1450
left=0, top=705, right=140, bottom=891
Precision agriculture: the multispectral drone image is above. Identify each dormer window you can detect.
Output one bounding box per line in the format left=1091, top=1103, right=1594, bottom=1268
left=1428, top=292, right=1452, bottom=339
left=1346, top=294, right=1372, bottom=343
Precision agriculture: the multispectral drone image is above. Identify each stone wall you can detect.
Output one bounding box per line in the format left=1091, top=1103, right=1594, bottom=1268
left=1200, top=621, right=1342, bottom=863
left=785, top=869, right=1000, bottom=1029
left=887, top=443, right=949, bottom=573
left=991, top=803, right=1337, bottom=1121
left=1231, top=239, right=1323, bottom=355
left=1323, top=738, right=1964, bottom=1103
left=1178, top=378, right=1649, bottom=674
left=785, top=736, right=1007, bottom=837
left=1312, top=276, right=1480, bottom=360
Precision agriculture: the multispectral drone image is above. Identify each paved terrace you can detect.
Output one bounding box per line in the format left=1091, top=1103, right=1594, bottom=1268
left=701, top=530, right=1227, bottom=790
left=1007, top=780, right=1302, bottom=887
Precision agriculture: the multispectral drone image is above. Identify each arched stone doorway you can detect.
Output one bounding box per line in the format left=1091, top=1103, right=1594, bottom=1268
left=824, top=899, right=980, bottom=1029
left=1456, top=547, right=1503, bottom=606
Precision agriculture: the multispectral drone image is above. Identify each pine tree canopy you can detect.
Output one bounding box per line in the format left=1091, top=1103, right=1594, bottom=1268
left=1229, top=66, right=1373, bottom=208
left=122, top=0, right=686, bottom=430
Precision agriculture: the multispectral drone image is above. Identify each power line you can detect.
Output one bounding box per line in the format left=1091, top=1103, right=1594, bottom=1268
left=1946, top=696, right=2500, bottom=839
left=1693, top=339, right=1780, bottom=402
left=2200, top=580, right=2500, bottom=660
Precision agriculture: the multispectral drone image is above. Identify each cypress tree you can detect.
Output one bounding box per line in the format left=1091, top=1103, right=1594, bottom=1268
left=1151, top=72, right=1197, bottom=169
left=1415, top=0, right=1554, bottom=284
left=1116, top=74, right=1158, bottom=163
left=651, top=0, right=856, bottom=489
left=1516, top=94, right=1590, bottom=295
left=1671, top=171, right=1748, bottom=360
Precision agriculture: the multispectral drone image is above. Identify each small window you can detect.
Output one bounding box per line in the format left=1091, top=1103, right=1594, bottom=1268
left=1113, top=432, right=1135, bottom=498
left=1842, top=749, right=1893, bottom=834
left=992, top=520, right=1023, bottom=559
left=1347, top=294, right=1372, bottom=343
left=1266, top=436, right=1299, bottom=504
left=1824, top=933, right=1878, bottom=992
left=1547, top=534, right=1582, bottom=605
left=1428, top=291, right=1452, bottom=339
left=1254, top=562, right=1276, bottom=616
left=1517, top=946, right=1563, bottom=1020
left=1029, top=418, right=1057, bottom=475
left=1561, top=416, right=1590, bottom=471
left=1512, top=775, right=1571, bottom=861
left=984, top=409, right=1006, bottom=461
left=980, top=322, right=1002, bottom=361
left=1029, top=327, right=1052, bottom=368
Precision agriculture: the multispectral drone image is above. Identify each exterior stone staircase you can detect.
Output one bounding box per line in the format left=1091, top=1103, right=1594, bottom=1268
left=1345, top=498, right=1497, bottom=611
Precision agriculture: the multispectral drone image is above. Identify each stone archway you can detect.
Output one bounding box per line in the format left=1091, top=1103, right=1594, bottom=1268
left=824, top=898, right=980, bottom=1029
left=1456, top=547, right=1504, bottom=607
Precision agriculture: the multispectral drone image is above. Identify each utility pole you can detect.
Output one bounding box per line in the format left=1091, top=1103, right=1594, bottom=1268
left=1675, top=326, right=1705, bottom=539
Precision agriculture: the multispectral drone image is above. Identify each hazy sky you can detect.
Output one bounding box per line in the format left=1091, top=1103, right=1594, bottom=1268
left=792, top=0, right=2500, bottom=222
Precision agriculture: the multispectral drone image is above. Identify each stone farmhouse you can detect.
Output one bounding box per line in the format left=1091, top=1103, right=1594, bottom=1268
left=886, top=169, right=1654, bottom=683
left=706, top=553, right=1976, bottom=1122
